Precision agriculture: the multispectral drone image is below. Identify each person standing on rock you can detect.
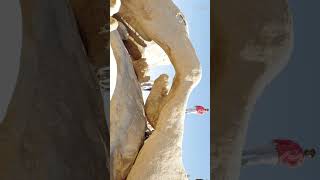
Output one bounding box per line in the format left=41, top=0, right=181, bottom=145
left=242, top=139, right=317, bottom=168
left=185, top=105, right=209, bottom=115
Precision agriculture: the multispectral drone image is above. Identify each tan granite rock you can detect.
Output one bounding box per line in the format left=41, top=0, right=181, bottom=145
left=118, top=0, right=202, bottom=179
left=110, top=30, right=146, bottom=180
left=145, top=74, right=169, bottom=129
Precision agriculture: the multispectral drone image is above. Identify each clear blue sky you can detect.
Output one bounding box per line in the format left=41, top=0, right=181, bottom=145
left=143, top=0, right=211, bottom=179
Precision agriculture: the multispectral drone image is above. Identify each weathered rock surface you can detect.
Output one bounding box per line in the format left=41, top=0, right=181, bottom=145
left=145, top=74, right=169, bottom=129
left=70, top=0, right=108, bottom=67
left=132, top=58, right=150, bottom=83
left=213, top=0, right=293, bottom=180
left=110, top=30, right=146, bottom=180
left=109, top=0, right=203, bottom=179
left=123, top=39, right=143, bottom=61
left=117, top=0, right=201, bottom=179
left=0, top=0, right=109, bottom=179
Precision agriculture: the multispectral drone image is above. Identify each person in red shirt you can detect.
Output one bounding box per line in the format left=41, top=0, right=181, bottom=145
left=186, top=105, right=209, bottom=115
left=242, top=139, right=316, bottom=168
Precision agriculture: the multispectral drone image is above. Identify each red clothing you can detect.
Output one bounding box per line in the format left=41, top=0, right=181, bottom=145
left=273, top=139, right=304, bottom=168
left=195, top=106, right=207, bottom=115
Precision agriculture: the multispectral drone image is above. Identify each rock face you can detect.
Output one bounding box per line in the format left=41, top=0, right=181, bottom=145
left=110, top=0, right=202, bottom=179
left=110, top=30, right=146, bottom=180
left=145, top=74, right=169, bottom=129
left=110, top=1, right=147, bottom=179
left=213, top=0, right=293, bottom=180
left=69, top=0, right=107, bottom=67
left=0, top=0, right=109, bottom=179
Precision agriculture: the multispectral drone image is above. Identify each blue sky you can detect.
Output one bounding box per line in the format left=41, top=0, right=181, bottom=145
left=143, top=0, right=210, bottom=179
